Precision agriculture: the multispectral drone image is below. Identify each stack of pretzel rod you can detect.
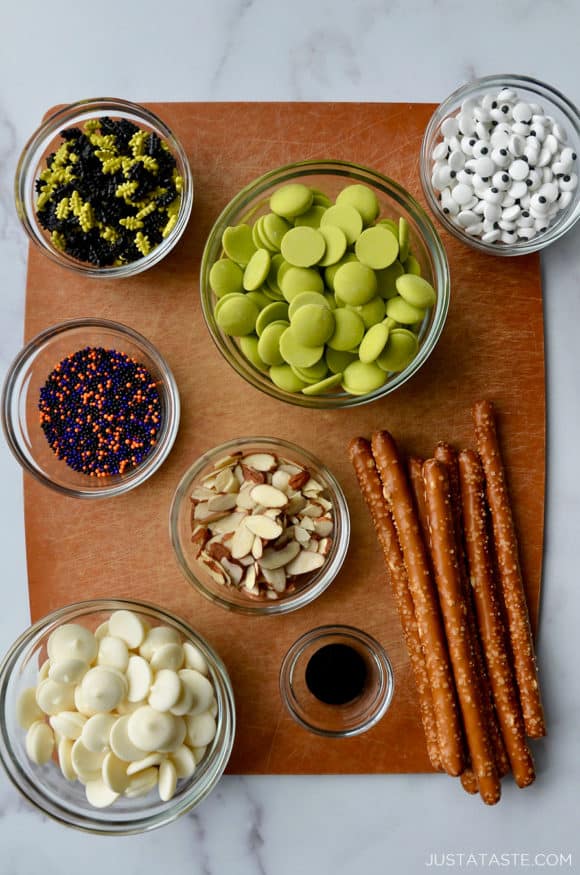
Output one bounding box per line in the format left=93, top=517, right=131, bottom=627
left=348, top=399, right=545, bottom=805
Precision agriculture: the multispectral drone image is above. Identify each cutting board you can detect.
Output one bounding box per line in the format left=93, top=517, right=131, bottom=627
left=23, top=102, right=545, bottom=774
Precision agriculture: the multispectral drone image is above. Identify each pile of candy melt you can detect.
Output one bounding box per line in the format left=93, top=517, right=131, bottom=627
left=431, top=86, right=577, bottom=245
left=16, top=610, right=217, bottom=809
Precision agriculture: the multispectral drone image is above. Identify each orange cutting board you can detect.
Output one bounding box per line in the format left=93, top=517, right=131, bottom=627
left=23, top=103, right=545, bottom=774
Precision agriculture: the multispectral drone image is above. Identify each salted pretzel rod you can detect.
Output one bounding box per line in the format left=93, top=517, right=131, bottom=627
left=472, top=400, right=546, bottom=738
left=458, top=449, right=536, bottom=787
left=407, top=457, right=431, bottom=546
left=348, top=438, right=441, bottom=771
left=371, top=431, right=464, bottom=777
left=423, top=459, right=500, bottom=805
left=460, top=768, right=479, bottom=795
left=434, top=442, right=510, bottom=779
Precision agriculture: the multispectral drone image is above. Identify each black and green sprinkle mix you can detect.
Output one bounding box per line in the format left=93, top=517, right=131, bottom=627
left=35, top=118, right=183, bottom=267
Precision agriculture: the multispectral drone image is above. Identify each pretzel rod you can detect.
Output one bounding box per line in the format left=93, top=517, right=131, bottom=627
left=458, top=449, right=536, bottom=788
left=423, top=459, right=500, bottom=805
left=434, top=443, right=510, bottom=779
left=371, top=431, right=464, bottom=777
left=472, top=400, right=546, bottom=738
left=407, top=457, right=431, bottom=546
left=348, top=438, right=441, bottom=771
left=460, top=768, right=479, bottom=795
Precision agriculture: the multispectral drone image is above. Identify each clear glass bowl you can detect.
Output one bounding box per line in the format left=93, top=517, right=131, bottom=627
left=14, top=97, right=193, bottom=277
left=170, top=437, right=350, bottom=615
left=279, top=625, right=394, bottom=737
left=200, top=160, right=449, bottom=408
left=420, top=74, right=580, bottom=255
left=0, top=599, right=235, bottom=835
left=1, top=318, right=180, bottom=498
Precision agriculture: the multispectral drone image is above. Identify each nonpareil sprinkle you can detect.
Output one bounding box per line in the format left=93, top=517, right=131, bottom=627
left=39, top=347, right=162, bottom=477
left=35, top=117, right=183, bottom=266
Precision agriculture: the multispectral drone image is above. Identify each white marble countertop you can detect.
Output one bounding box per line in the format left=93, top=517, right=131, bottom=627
left=1, top=1, right=579, bottom=872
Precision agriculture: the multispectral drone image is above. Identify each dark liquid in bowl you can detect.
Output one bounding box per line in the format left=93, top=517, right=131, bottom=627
left=305, top=643, right=367, bottom=705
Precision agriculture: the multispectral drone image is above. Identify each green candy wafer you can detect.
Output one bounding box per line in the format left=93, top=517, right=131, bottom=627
left=347, top=296, right=385, bottom=329
left=243, top=248, right=271, bottom=291
left=342, top=360, right=386, bottom=394
left=239, top=335, right=268, bottom=372
left=386, top=296, right=425, bottom=324
left=269, top=364, right=307, bottom=393
left=291, top=304, right=334, bottom=347
left=256, top=301, right=289, bottom=336
left=291, top=359, right=329, bottom=384
left=320, top=204, right=363, bottom=245
left=398, top=217, right=410, bottom=263
left=324, top=253, right=357, bottom=291
left=257, top=320, right=289, bottom=366
left=355, top=225, right=399, bottom=270
left=288, top=291, right=330, bottom=320
left=302, top=373, right=343, bottom=395
left=222, top=224, right=256, bottom=266
left=326, top=347, right=357, bottom=374
left=270, top=183, right=313, bottom=219
left=395, top=274, right=436, bottom=308
left=327, top=308, right=365, bottom=351
left=279, top=327, right=324, bottom=368
left=216, top=295, right=259, bottom=336
left=247, top=290, right=270, bottom=309
left=376, top=328, right=418, bottom=372
left=209, top=258, right=244, bottom=297
left=358, top=321, right=391, bottom=363
left=281, top=226, right=326, bottom=268
left=279, top=265, right=324, bottom=300
left=336, top=184, right=379, bottom=225
left=262, top=213, right=292, bottom=250
left=318, top=225, right=347, bottom=267
left=294, top=205, right=327, bottom=228
left=334, top=261, right=377, bottom=306
left=403, top=254, right=422, bottom=276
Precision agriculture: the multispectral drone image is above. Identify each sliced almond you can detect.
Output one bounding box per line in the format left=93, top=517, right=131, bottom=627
left=243, top=453, right=277, bottom=472
left=264, top=508, right=282, bottom=520
left=299, top=515, right=315, bottom=532
left=221, top=558, right=244, bottom=586
left=194, top=503, right=229, bottom=523
left=207, top=493, right=239, bottom=512
left=191, top=526, right=209, bottom=558
left=230, top=522, right=255, bottom=559
left=289, top=470, right=310, bottom=490
left=214, top=468, right=239, bottom=494
left=241, top=464, right=266, bottom=484
left=271, top=470, right=291, bottom=492
left=208, top=511, right=247, bottom=534
left=317, top=497, right=333, bottom=512
left=251, top=536, right=263, bottom=560
left=262, top=566, right=287, bottom=592
left=190, top=486, right=215, bottom=501
left=279, top=463, right=302, bottom=476
left=250, top=484, right=288, bottom=508
left=236, top=485, right=257, bottom=510
left=286, top=495, right=307, bottom=515
left=286, top=550, right=325, bottom=576
left=233, top=465, right=244, bottom=485
left=294, top=526, right=310, bottom=544
left=318, top=537, right=332, bottom=556
left=260, top=541, right=300, bottom=570
left=238, top=554, right=255, bottom=567
left=206, top=541, right=231, bottom=562
left=300, top=501, right=324, bottom=518
left=213, top=453, right=242, bottom=471
left=242, top=564, right=257, bottom=592
left=200, top=554, right=230, bottom=585
left=245, top=515, right=283, bottom=540
left=313, top=516, right=333, bottom=537
left=302, top=478, right=324, bottom=495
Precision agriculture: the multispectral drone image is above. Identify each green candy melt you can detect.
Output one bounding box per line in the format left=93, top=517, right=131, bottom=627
left=239, top=335, right=268, bottom=372
left=355, top=225, right=399, bottom=270
left=327, top=308, right=365, bottom=351
left=342, top=360, right=386, bottom=394
left=281, top=226, right=326, bottom=267
left=279, top=327, right=324, bottom=368
left=269, top=364, right=307, bottom=392
left=318, top=225, right=347, bottom=267
left=291, top=304, right=335, bottom=347
left=302, top=373, right=343, bottom=395
left=395, top=273, right=436, bottom=308
left=320, top=204, right=363, bottom=245
left=216, top=295, right=259, bottom=336
left=257, top=321, right=289, bottom=366
left=209, top=258, right=244, bottom=297
left=334, top=261, right=377, bottom=306
left=279, top=265, right=324, bottom=300
left=222, top=224, right=256, bottom=266
left=243, top=248, right=271, bottom=291
left=270, top=183, right=313, bottom=219
left=336, top=184, right=379, bottom=225
left=376, top=328, right=418, bottom=372
left=291, top=359, right=329, bottom=384
left=398, top=217, right=410, bottom=263
left=288, top=291, right=330, bottom=320
left=256, top=301, right=289, bottom=335
left=386, top=295, right=426, bottom=324
left=358, top=321, right=391, bottom=363
left=326, top=347, right=357, bottom=374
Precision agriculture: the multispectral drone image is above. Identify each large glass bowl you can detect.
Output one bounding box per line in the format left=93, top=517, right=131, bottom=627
left=170, top=437, right=350, bottom=615
left=200, top=160, right=449, bottom=408
left=14, top=97, right=193, bottom=277
left=1, top=318, right=180, bottom=498
left=421, top=74, right=580, bottom=255
left=0, top=599, right=235, bottom=835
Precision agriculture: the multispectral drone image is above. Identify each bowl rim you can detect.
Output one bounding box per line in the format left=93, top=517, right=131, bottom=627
left=200, top=158, right=450, bottom=408
left=420, top=73, right=580, bottom=256
left=1, top=316, right=181, bottom=498
left=14, top=96, right=194, bottom=278
left=169, top=436, right=351, bottom=615
left=0, top=597, right=236, bottom=835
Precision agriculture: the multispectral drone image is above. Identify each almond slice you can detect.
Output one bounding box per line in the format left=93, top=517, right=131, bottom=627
left=194, top=503, right=229, bottom=523
left=230, top=522, right=255, bottom=559
left=271, top=470, right=291, bottom=492
left=213, top=453, right=242, bottom=471
left=318, top=537, right=333, bottom=556
left=250, top=484, right=288, bottom=508
left=241, top=464, right=266, bottom=484
left=233, top=465, right=244, bottom=485
left=313, top=516, right=333, bottom=537
left=245, top=515, right=283, bottom=540
left=289, top=470, right=310, bottom=490
left=200, top=554, right=230, bottom=585
left=251, top=536, right=263, bottom=560
left=214, top=468, right=239, bottom=494
left=293, top=526, right=310, bottom=544
left=207, top=493, right=239, bottom=512
left=260, top=541, right=300, bottom=570
left=221, top=558, right=243, bottom=586
left=191, top=526, right=209, bottom=558
left=286, top=495, right=307, bottom=515
left=208, top=511, right=247, bottom=534
left=299, top=515, right=315, bottom=532
left=286, top=550, right=325, bottom=576
left=302, top=478, right=324, bottom=495
left=242, top=564, right=257, bottom=592
left=262, top=566, right=287, bottom=592
left=206, top=541, right=231, bottom=562
left=300, top=501, right=324, bottom=518
left=242, top=453, right=277, bottom=472
left=236, top=486, right=257, bottom=510
left=279, top=463, right=303, bottom=476
left=190, top=486, right=216, bottom=501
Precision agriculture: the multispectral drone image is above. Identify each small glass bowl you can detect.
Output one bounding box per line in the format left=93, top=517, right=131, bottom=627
left=200, top=159, right=449, bottom=408
left=1, top=318, right=180, bottom=498
left=0, top=599, right=235, bottom=835
left=170, top=437, right=350, bottom=616
left=279, top=625, right=394, bottom=737
left=14, top=97, right=193, bottom=277
left=421, top=74, right=580, bottom=255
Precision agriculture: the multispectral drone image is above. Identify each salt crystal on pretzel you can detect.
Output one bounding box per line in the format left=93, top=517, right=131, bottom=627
left=348, top=438, right=441, bottom=771
left=472, top=400, right=546, bottom=739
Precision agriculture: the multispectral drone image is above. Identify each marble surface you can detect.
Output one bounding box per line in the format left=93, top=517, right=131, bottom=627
left=1, top=1, right=579, bottom=872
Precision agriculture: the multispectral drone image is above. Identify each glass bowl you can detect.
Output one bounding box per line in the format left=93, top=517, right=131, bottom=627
left=421, top=74, right=580, bottom=255
left=170, top=437, right=350, bottom=615
left=0, top=599, right=235, bottom=835
left=279, top=625, right=394, bottom=737
left=1, top=318, right=180, bottom=498
left=15, top=97, right=193, bottom=277
left=200, top=160, right=449, bottom=408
